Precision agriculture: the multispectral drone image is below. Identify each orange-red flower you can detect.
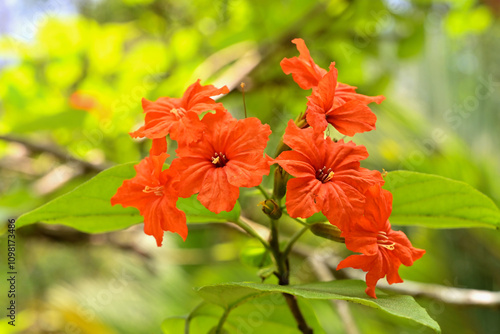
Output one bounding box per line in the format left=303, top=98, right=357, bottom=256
left=111, top=153, right=187, bottom=246
left=275, top=121, right=383, bottom=230
left=170, top=110, right=272, bottom=214
left=131, top=80, right=229, bottom=144
left=281, top=38, right=384, bottom=136
left=280, top=38, right=327, bottom=90
left=337, top=185, right=425, bottom=298
left=306, top=63, right=384, bottom=136
left=150, top=138, right=167, bottom=156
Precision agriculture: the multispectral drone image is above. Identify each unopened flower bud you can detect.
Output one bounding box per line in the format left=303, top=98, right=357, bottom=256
left=259, top=199, right=282, bottom=219
left=273, top=166, right=289, bottom=200
left=310, top=223, right=345, bottom=243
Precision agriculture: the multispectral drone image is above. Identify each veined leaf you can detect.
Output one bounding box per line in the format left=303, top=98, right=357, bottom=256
left=162, top=295, right=325, bottom=334
left=16, top=162, right=240, bottom=233
left=384, top=171, right=500, bottom=229
left=196, top=280, right=440, bottom=333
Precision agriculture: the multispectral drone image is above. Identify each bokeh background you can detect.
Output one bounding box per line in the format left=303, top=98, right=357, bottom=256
left=1, top=0, right=499, bottom=333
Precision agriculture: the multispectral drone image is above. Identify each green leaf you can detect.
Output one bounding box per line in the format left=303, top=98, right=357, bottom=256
left=177, top=195, right=240, bottom=223
left=384, top=171, right=500, bottom=229
left=162, top=295, right=325, bottom=334
left=17, top=162, right=240, bottom=233
left=196, top=280, right=440, bottom=333
left=305, top=212, right=327, bottom=224
left=257, top=266, right=275, bottom=281
left=16, top=162, right=140, bottom=233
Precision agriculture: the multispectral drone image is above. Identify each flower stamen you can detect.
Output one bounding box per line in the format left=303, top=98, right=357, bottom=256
left=143, top=185, right=164, bottom=196
left=170, top=107, right=187, bottom=118
left=377, top=231, right=395, bottom=250
left=316, top=166, right=335, bottom=183
left=211, top=152, right=228, bottom=167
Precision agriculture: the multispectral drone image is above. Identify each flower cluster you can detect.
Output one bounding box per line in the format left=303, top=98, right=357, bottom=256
left=112, top=38, right=424, bottom=298
left=112, top=80, right=272, bottom=246
left=277, top=38, right=424, bottom=298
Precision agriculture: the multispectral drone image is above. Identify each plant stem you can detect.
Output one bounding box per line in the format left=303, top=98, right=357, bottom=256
left=283, top=225, right=311, bottom=259
left=270, top=135, right=313, bottom=333
left=233, top=218, right=270, bottom=251
left=269, top=218, right=287, bottom=284
left=256, top=184, right=271, bottom=200
left=214, top=308, right=231, bottom=334
left=268, top=216, right=313, bottom=333
left=185, top=302, right=205, bottom=334
left=283, top=293, right=314, bottom=334
left=282, top=212, right=309, bottom=226
left=214, top=293, right=273, bottom=333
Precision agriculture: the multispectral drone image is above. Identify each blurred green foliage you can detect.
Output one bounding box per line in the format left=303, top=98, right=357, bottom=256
left=1, top=0, right=500, bottom=333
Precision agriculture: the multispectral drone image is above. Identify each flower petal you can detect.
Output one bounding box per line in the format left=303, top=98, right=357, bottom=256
left=225, top=154, right=271, bottom=188
left=150, top=138, right=167, bottom=156
left=305, top=108, right=329, bottom=133
left=280, top=38, right=326, bottom=90
left=323, top=140, right=369, bottom=171
left=333, top=167, right=383, bottom=197
left=274, top=150, right=316, bottom=178
left=225, top=117, right=272, bottom=156
left=307, top=62, right=337, bottom=112
left=200, top=109, right=237, bottom=151
left=171, top=157, right=214, bottom=198
left=142, top=198, right=166, bottom=246
left=321, top=181, right=365, bottom=230
left=328, top=100, right=377, bottom=137
left=335, top=83, right=385, bottom=105
left=198, top=168, right=240, bottom=213
left=282, top=120, right=323, bottom=166
left=182, top=79, right=230, bottom=114
left=362, top=185, right=393, bottom=230
left=169, top=111, right=205, bottom=144
left=342, top=228, right=379, bottom=255
left=364, top=254, right=386, bottom=298
left=158, top=196, right=188, bottom=241
left=285, top=177, right=323, bottom=218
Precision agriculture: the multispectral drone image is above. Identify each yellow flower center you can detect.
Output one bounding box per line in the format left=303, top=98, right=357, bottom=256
left=211, top=152, right=228, bottom=167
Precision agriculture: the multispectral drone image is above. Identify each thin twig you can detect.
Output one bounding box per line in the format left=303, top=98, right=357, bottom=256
left=282, top=224, right=311, bottom=259
left=256, top=184, right=271, bottom=200
left=232, top=218, right=270, bottom=251
left=282, top=211, right=309, bottom=226
left=294, top=244, right=500, bottom=308
left=0, top=134, right=109, bottom=172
